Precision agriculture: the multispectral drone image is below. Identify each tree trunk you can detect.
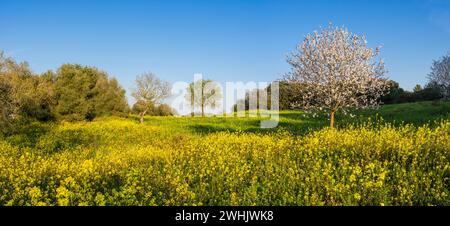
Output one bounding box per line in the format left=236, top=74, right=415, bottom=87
left=330, top=110, right=335, bottom=128
left=140, top=113, right=144, bottom=124
left=201, top=105, right=204, bottom=117
left=140, top=108, right=148, bottom=124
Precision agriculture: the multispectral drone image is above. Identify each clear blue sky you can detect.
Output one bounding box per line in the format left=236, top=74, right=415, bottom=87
left=1, top=0, right=450, bottom=100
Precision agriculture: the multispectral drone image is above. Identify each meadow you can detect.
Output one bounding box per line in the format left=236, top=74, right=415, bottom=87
left=0, top=101, right=449, bottom=206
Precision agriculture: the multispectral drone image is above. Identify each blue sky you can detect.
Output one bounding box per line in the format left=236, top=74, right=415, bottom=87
left=1, top=0, right=450, bottom=102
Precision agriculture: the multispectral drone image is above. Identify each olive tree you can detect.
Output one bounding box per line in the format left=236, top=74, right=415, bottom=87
left=287, top=24, right=389, bottom=128
left=132, top=73, right=170, bottom=123
left=428, top=53, right=450, bottom=99
left=0, top=76, right=14, bottom=134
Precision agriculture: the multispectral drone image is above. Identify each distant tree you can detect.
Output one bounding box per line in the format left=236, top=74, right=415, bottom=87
left=428, top=53, right=450, bottom=99
left=380, top=80, right=443, bottom=104
left=421, top=81, right=444, bottom=101
left=407, top=82, right=442, bottom=103
left=132, top=73, right=170, bottom=123
left=131, top=100, right=152, bottom=115
left=381, top=80, right=405, bottom=104
left=155, top=104, right=175, bottom=116
left=132, top=101, right=174, bottom=116
left=413, top=84, right=423, bottom=93
left=232, top=84, right=280, bottom=113
left=278, top=81, right=305, bottom=110
left=186, top=79, right=222, bottom=117
left=287, top=24, right=389, bottom=128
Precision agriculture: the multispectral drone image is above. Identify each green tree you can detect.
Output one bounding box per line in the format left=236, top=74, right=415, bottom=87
left=381, top=80, right=405, bottom=104
left=277, top=81, right=305, bottom=110
left=413, top=84, right=423, bottom=93
left=155, top=103, right=175, bottom=116
left=0, top=52, right=18, bottom=132
left=17, top=71, right=56, bottom=121
left=1, top=51, right=57, bottom=134
left=0, top=75, right=14, bottom=134
left=54, top=64, right=128, bottom=121
left=92, top=76, right=129, bottom=117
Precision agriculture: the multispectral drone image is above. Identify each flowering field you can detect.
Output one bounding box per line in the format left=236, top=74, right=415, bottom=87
left=0, top=101, right=449, bottom=206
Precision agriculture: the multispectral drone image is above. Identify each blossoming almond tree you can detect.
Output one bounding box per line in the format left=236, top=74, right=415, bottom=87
left=287, top=24, right=389, bottom=128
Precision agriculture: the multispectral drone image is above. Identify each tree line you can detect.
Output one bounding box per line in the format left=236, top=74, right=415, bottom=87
left=0, top=52, right=131, bottom=134
left=2, top=23, right=450, bottom=129
left=232, top=24, right=449, bottom=127
left=0, top=50, right=221, bottom=131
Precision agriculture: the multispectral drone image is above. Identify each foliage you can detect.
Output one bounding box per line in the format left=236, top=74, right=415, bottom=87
left=381, top=80, right=443, bottom=104
left=0, top=73, right=15, bottom=134
left=132, top=101, right=175, bottom=116
left=0, top=52, right=129, bottom=127
left=0, top=52, right=56, bottom=134
left=277, top=81, right=305, bottom=110
left=54, top=64, right=129, bottom=121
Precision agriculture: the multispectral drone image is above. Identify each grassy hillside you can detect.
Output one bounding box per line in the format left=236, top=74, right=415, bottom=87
left=0, top=101, right=449, bottom=206
left=139, top=101, right=450, bottom=134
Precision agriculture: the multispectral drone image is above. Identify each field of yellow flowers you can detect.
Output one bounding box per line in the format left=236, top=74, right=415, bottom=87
left=1, top=103, right=450, bottom=206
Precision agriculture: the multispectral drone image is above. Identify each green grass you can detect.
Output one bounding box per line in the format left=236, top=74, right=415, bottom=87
left=137, top=101, right=450, bottom=135
left=355, top=101, right=450, bottom=124
left=5, top=101, right=450, bottom=149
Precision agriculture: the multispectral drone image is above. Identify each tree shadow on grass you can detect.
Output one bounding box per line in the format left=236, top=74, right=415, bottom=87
left=5, top=121, right=54, bottom=148
left=349, top=101, right=450, bottom=127
left=187, top=111, right=327, bottom=135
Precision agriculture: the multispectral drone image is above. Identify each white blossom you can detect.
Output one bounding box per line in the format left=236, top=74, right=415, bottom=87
left=287, top=24, right=389, bottom=127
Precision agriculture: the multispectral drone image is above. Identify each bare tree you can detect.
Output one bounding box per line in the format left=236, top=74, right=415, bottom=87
left=428, top=53, right=450, bottom=99
left=132, top=73, right=170, bottom=124
left=186, top=79, right=222, bottom=117
left=287, top=24, right=389, bottom=128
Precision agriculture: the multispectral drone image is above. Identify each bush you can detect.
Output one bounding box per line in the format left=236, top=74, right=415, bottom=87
left=132, top=101, right=175, bottom=116
left=381, top=81, right=443, bottom=105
